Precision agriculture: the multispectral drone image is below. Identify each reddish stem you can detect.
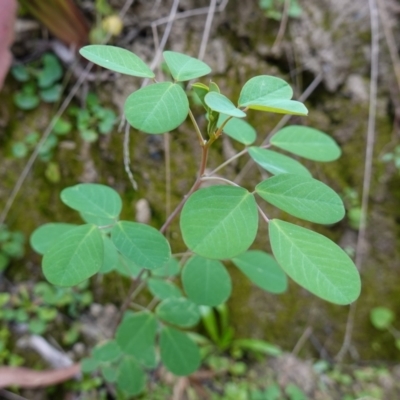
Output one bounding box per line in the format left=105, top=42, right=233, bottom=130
left=160, top=145, right=209, bottom=234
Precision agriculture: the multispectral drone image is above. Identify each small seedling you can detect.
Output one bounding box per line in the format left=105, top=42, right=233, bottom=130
left=198, top=303, right=282, bottom=360
left=343, top=188, right=362, bottom=231
left=0, top=281, right=92, bottom=338
left=0, top=320, right=24, bottom=367
left=11, top=116, right=72, bottom=182
left=29, top=45, right=361, bottom=397
left=259, top=0, right=302, bottom=21
left=11, top=53, right=63, bottom=110
left=381, top=144, right=400, bottom=170
left=0, top=225, right=25, bottom=272
left=68, top=92, right=117, bottom=142
left=370, top=306, right=400, bottom=350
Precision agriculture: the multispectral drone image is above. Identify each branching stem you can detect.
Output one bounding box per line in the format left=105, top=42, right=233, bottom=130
left=160, top=145, right=209, bottom=233
left=188, top=109, right=206, bottom=146
left=200, top=176, right=239, bottom=186
left=112, top=270, right=146, bottom=335
left=207, top=148, right=248, bottom=176
left=257, top=205, right=270, bottom=223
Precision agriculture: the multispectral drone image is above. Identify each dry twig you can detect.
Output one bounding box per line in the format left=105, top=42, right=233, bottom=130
left=335, top=0, right=380, bottom=362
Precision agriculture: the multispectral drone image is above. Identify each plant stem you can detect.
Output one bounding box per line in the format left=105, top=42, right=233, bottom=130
left=200, top=176, right=239, bottom=186
left=159, top=179, right=200, bottom=234
left=189, top=109, right=206, bottom=145
left=146, top=297, right=159, bottom=311
left=207, top=148, right=248, bottom=176
left=160, top=145, right=209, bottom=233
left=199, top=143, right=209, bottom=175
left=112, top=270, right=146, bottom=334
left=257, top=205, right=270, bottom=223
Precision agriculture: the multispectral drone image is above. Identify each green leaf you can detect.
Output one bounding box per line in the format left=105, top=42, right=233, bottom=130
left=38, top=54, right=63, bottom=88
left=269, top=219, right=361, bottom=305
left=61, top=184, right=122, bottom=225
left=15, top=309, right=28, bottom=322
left=80, top=129, right=98, bottom=142
left=45, top=162, right=61, bottom=183
left=42, top=224, right=103, bottom=286
left=255, top=174, right=345, bottom=224
left=270, top=125, right=341, bottom=161
left=238, top=75, right=308, bottom=115
left=163, top=51, right=211, bottom=81
left=239, top=76, right=293, bottom=104
left=285, top=383, right=307, bottom=400
left=14, top=92, right=40, bottom=110
left=53, top=118, right=72, bottom=135
left=218, top=114, right=256, bottom=145
left=92, top=340, right=122, bottom=363
left=80, top=212, right=114, bottom=227
left=40, top=84, right=62, bottom=103
left=12, top=142, right=28, bottom=158
left=191, top=82, right=209, bottom=108
left=99, top=235, right=119, bottom=274
left=25, top=131, right=39, bottom=145
left=81, top=357, right=100, bottom=373
left=116, top=312, right=157, bottom=367
left=245, top=98, right=307, bottom=115
left=0, top=253, right=9, bottom=271
left=30, top=223, right=77, bottom=255
left=160, top=326, right=200, bottom=376
left=232, top=250, right=287, bottom=294
left=111, top=221, right=171, bottom=270
left=11, top=65, right=30, bottom=82
left=0, top=293, right=10, bottom=307
left=79, top=45, right=154, bottom=78
left=248, top=147, right=311, bottom=177
left=205, top=92, right=246, bottom=118
left=180, top=186, right=258, bottom=259
left=116, top=356, right=146, bottom=396
left=198, top=306, right=220, bottom=344
left=101, top=365, right=117, bottom=382
left=36, top=307, right=57, bottom=321
left=152, top=257, right=180, bottom=277
left=209, top=82, right=220, bottom=93
left=370, top=307, right=394, bottom=330
left=234, top=338, right=282, bottom=356
left=10, top=231, right=25, bottom=244
left=115, top=254, right=142, bottom=278
left=28, top=319, right=47, bottom=335
left=156, top=297, right=200, bottom=328
left=182, top=255, right=232, bottom=306
left=124, top=82, right=189, bottom=134
left=2, top=241, right=24, bottom=258
left=147, top=278, right=182, bottom=300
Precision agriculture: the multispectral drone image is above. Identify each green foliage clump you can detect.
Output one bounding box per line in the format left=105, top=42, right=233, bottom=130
left=68, top=92, right=117, bottom=142
left=11, top=53, right=63, bottom=110
left=10, top=90, right=116, bottom=183
left=0, top=281, right=92, bottom=338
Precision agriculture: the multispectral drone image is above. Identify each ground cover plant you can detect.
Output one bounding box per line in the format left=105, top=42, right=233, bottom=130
left=11, top=53, right=64, bottom=110
left=29, top=45, right=362, bottom=397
